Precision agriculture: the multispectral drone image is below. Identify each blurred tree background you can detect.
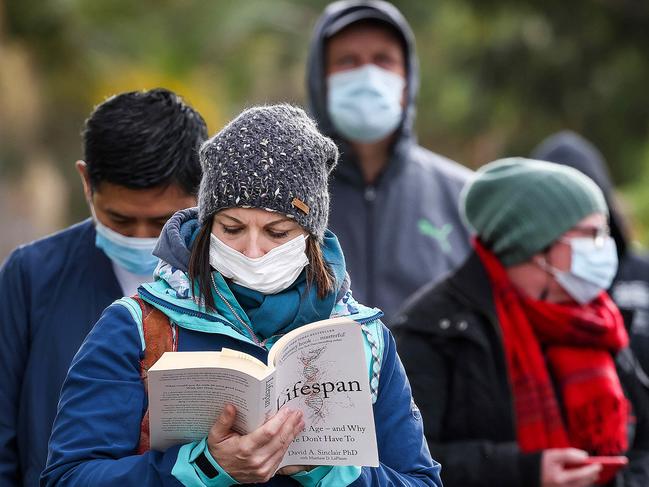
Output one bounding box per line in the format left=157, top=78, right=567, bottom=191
left=1, top=0, right=648, bottom=259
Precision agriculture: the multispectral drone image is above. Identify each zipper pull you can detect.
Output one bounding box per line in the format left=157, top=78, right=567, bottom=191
left=364, top=186, right=376, bottom=202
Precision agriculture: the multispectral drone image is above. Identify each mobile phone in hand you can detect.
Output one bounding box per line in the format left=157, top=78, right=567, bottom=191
left=568, top=456, right=628, bottom=485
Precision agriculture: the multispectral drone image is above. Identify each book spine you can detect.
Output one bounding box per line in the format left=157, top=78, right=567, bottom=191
left=261, top=374, right=276, bottom=422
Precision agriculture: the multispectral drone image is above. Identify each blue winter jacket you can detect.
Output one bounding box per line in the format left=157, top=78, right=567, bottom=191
left=0, top=220, right=122, bottom=487
left=42, top=209, right=441, bottom=487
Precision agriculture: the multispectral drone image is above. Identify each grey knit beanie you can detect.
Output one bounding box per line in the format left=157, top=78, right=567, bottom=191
left=462, top=157, right=608, bottom=266
left=198, top=104, right=339, bottom=240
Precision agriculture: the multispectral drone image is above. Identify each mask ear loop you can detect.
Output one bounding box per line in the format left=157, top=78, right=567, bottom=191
left=536, top=247, right=553, bottom=301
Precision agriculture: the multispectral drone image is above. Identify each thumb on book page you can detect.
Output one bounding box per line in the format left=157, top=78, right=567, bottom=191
left=210, top=404, right=238, bottom=441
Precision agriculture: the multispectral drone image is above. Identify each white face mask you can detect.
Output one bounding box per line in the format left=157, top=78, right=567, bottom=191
left=541, top=236, right=618, bottom=304
left=209, top=233, right=309, bottom=295
left=563, top=236, right=618, bottom=289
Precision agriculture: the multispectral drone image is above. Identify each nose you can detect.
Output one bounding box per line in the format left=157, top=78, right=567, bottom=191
left=132, top=223, right=161, bottom=239
left=243, top=234, right=265, bottom=259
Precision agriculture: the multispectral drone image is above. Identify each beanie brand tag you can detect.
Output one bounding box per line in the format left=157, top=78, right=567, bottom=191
left=291, top=197, right=310, bottom=215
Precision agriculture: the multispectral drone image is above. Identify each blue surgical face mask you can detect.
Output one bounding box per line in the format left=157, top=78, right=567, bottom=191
left=327, top=64, right=405, bottom=143
left=94, top=218, right=160, bottom=276
left=548, top=236, right=618, bottom=304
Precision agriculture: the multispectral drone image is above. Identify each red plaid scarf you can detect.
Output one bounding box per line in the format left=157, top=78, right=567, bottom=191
left=475, top=240, right=629, bottom=454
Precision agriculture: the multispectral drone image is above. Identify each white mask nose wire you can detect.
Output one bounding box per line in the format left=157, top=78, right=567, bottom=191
left=243, top=234, right=264, bottom=260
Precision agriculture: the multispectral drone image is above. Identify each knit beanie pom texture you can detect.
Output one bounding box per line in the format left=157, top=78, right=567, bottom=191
left=198, top=104, right=339, bottom=239
left=461, top=157, right=608, bottom=266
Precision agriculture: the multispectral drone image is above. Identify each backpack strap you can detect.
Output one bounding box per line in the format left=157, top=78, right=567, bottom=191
left=128, top=295, right=177, bottom=453
left=331, top=290, right=385, bottom=404
left=358, top=319, right=384, bottom=404
left=359, top=322, right=382, bottom=403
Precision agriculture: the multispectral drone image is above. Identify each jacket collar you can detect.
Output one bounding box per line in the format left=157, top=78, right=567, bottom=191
left=80, top=218, right=123, bottom=299
left=447, top=251, right=498, bottom=323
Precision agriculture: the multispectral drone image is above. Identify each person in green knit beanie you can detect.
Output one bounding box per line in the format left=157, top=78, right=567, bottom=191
left=394, top=157, right=649, bottom=487
left=462, top=157, right=607, bottom=268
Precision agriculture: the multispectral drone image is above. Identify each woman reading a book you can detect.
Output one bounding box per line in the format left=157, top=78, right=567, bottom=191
left=42, top=104, right=442, bottom=487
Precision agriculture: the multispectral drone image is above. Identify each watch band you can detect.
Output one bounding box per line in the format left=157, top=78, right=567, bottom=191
left=195, top=451, right=220, bottom=479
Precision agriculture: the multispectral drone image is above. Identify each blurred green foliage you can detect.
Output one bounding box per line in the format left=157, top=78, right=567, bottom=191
left=1, top=0, right=649, bottom=242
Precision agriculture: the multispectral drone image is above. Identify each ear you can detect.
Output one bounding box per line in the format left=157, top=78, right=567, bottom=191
left=75, top=160, right=93, bottom=201
left=530, top=251, right=549, bottom=270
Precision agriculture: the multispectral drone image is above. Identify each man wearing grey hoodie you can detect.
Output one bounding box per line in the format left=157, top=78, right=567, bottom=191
left=306, top=0, right=472, bottom=323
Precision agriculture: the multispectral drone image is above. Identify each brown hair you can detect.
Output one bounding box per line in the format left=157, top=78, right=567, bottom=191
left=188, top=217, right=335, bottom=311
left=305, top=235, right=336, bottom=299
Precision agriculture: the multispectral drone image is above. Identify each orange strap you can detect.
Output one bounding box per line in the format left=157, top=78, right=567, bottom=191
left=131, top=295, right=176, bottom=454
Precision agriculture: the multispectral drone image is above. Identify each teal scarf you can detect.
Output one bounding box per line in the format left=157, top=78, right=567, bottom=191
left=225, top=231, right=346, bottom=340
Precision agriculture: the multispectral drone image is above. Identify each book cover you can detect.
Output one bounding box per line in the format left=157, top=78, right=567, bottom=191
left=147, top=317, right=379, bottom=467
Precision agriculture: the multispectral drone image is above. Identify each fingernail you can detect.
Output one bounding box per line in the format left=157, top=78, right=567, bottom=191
left=281, top=407, right=293, bottom=417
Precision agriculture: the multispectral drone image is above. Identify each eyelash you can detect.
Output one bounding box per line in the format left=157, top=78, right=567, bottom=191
left=110, top=216, right=130, bottom=224
left=222, top=226, right=289, bottom=239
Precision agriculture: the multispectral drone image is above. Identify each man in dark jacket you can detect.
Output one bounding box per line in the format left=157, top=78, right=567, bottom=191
left=0, top=88, right=207, bottom=487
left=532, top=130, right=649, bottom=375
left=306, top=0, right=472, bottom=322
left=394, top=158, right=649, bottom=487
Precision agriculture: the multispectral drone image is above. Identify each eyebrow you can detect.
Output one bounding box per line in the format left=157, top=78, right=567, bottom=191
left=265, top=217, right=293, bottom=228
left=149, top=213, right=177, bottom=222
left=219, top=214, right=243, bottom=224
left=104, top=209, right=133, bottom=220
left=104, top=208, right=175, bottom=222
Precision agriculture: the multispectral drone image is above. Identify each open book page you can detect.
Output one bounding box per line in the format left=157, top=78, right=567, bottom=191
left=269, top=319, right=379, bottom=467
left=147, top=352, right=275, bottom=451
left=220, top=348, right=268, bottom=370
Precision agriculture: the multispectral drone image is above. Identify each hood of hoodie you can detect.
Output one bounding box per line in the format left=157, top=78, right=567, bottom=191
left=306, top=0, right=419, bottom=187
left=143, top=207, right=248, bottom=342
left=531, top=130, right=629, bottom=259
left=154, top=207, right=201, bottom=273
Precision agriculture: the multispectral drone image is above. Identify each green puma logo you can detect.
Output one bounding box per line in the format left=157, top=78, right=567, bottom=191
left=418, top=219, right=453, bottom=254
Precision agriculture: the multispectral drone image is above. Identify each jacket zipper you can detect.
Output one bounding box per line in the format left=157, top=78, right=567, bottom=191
left=364, top=186, right=376, bottom=305
left=211, top=275, right=262, bottom=346
left=139, top=287, right=219, bottom=321
left=138, top=287, right=248, bottom=339
left=356, top=311, right=384, bottom=324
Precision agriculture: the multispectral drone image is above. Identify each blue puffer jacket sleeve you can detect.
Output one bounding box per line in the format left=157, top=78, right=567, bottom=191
left=0, top=249, right=29, bottom=484
left=41, top=304, right=235, bottom=487
left=344, top=326, right=441, bottom=487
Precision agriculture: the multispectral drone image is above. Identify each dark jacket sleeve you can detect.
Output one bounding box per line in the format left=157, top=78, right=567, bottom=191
left=615, top=348, right=649, bottom=486
left=394, top=324, right=541, bottom=487
left=0, top=248, right=30, bottom=485
left=350, top=326, right=442, bottom=486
